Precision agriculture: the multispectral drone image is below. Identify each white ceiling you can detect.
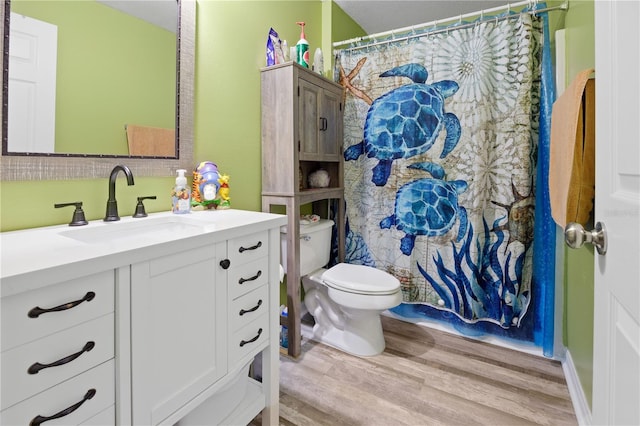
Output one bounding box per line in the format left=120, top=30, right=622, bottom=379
left=95, top=1, right=513, bottom=40
left=334, top=0, right=511, bottom=35
left=96, top=0, right=177, bottom=33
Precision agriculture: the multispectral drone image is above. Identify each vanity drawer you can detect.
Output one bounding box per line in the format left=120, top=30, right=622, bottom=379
left=230, top=314, right=269, bottom=363
left=228, top=258, right=269, bottom=300
left=230, top=285, right=269, bottom=332
left=81, top=405, right=115, bottom=425
left=1, top=270, right=114, bottom=351
left=227, top=231, right=268, bottom=266
left=0, top=359, right=115, bottom=426
left=1, top=313, right=114, bottom=410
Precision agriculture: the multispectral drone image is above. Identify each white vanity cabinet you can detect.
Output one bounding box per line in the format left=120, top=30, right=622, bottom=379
left=1, top=210, right=286, bottom=426
left=1, top=270, right=117, bottom=425
left=130, top=241, right=228, bottom=425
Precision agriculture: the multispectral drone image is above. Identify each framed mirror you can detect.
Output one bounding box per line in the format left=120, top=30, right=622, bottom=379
left=0, top=0, right=195, bottom=180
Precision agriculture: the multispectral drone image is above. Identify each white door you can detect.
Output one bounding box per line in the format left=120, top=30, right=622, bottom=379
left=592, top=1, right=640, bottom=424
left=8, top=12, right=57, bottom=153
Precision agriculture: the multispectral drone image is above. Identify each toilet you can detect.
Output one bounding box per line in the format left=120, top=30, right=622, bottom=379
left=281, top=219, right=402, bottom=357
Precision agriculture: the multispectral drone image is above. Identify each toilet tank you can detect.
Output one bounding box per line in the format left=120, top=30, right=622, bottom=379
left=280, top=219, right=334, bottom=276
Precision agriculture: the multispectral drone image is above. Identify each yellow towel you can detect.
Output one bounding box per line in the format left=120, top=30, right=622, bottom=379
left=126, top=124, right=176, bottom=157
left=549, top=69, right=595, bottom=227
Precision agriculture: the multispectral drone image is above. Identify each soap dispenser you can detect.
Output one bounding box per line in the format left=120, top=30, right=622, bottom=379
left=171, top=169, right=191, bottom=214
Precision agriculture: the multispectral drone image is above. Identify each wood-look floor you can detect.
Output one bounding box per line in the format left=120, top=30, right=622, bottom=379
left=252, top=315, right=577, bottom=426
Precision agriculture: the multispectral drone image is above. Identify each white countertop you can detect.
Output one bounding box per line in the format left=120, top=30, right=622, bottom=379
left=1, top=209, right=287, bottom=296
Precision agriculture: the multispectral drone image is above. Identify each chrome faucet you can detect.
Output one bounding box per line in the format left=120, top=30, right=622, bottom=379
left=104, top=165, right=135, bottom=221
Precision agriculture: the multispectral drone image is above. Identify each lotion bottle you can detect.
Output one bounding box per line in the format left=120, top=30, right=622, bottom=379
left=313, top=47, right=324, bottom=75
left=172, top=169, right=191, bottom=214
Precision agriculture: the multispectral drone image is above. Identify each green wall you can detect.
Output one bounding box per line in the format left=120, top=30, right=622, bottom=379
left=0, top=1, right=363, bottom=231
left=561, top=0, right=595, bottom=408
left=11, top=0, right=175, bottom=155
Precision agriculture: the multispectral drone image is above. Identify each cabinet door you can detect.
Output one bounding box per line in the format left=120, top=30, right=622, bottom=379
left=130, top=242, right=227, bottom=425
left=299, top=78, right=342, bottom=162
left=299, top=78, right=321, bottom=159
left=318, top=86, right=342, bottom=160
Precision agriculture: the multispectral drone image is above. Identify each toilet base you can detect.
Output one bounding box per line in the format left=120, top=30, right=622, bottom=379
left=301, top=267, right=401, bottom=357
left=306, top=307, right=387, bottom=357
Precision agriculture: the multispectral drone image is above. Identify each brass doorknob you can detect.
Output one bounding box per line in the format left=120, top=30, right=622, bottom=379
left=564, top=222, right=607, bottom=255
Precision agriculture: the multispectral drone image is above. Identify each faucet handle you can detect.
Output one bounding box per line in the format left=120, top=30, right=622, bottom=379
left=55, top=202, right=89, bottom=226
left=133, top=196, right=157, bottom=218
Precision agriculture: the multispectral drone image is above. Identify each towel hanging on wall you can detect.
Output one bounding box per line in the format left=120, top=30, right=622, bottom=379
left=549, top=68, right=595, bottom=227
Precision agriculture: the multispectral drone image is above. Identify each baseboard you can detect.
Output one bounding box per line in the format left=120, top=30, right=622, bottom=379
left=562, top=349, right=592, bottom=425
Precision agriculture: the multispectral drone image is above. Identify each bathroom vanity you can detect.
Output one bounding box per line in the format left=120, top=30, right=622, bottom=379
left=0, top=209, right=286, bottom=425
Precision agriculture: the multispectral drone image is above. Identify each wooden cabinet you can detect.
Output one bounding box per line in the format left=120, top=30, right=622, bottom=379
left=261, top=61, right=344, bottom=196
left=261, top=62, right=345, bottom=357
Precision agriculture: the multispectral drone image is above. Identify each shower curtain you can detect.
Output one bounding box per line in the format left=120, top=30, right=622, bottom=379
left=335, top=8, right=555, bottom=348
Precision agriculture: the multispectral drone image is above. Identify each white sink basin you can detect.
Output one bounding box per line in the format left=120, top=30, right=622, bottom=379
left=59, top=216, right=208, bottom=244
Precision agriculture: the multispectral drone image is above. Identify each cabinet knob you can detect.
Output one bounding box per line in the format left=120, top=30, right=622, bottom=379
left=219, top=259, right=231, bottom=269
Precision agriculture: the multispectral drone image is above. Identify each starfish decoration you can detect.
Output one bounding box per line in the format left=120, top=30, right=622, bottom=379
left=338, top=57, right=373, bottom=105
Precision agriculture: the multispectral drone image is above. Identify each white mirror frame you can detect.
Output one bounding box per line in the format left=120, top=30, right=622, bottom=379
left=0, top=0, right=195, bottom=181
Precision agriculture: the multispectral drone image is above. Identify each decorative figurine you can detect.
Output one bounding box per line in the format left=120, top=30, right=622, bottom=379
left=191, top=161, right=220, bottom=210
left=217, top=174, right=231, bottom=209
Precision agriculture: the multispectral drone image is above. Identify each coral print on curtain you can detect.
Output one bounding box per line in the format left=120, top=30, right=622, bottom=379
left=336, top=12, right=545, bottom=338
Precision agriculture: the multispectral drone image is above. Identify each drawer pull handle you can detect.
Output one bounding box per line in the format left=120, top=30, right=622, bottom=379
left=239, top=328, right=263, bottom=347
left=28, top=291, right=96, bottom=318
left=28, top=341, right=95, bottom=375
left=239, top=270, right=262, bottom=284
left=219, top=259, right=231, bottom=269
left=239, top=241, right=262, bottom=253
left=30, top=388, right=96, bottom=426
left=239, top=299, right=263, bottom=316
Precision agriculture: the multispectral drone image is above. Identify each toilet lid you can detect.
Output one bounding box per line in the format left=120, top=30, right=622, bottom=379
left=321, top=263, right=400, bottom=295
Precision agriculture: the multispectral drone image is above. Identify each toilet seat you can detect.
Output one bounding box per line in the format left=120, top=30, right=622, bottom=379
left=321, top=263, right=400, bottom=295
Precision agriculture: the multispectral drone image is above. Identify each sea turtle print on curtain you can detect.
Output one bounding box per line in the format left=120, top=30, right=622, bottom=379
left=344, top=63, right=462, bottom=187
left=336, top=13, right=543, bottom=333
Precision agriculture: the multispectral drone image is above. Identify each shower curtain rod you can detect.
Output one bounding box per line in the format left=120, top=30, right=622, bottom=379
left=333, top=0, right=568, bottom=51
